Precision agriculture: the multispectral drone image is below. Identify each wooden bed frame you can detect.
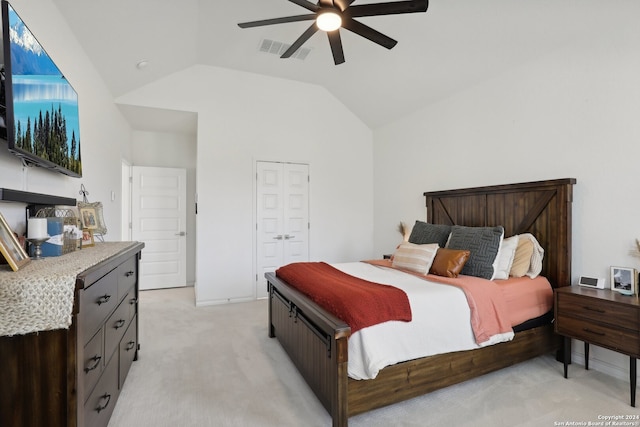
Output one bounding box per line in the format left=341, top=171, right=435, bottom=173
left=265, top=178, right=576, bottom=427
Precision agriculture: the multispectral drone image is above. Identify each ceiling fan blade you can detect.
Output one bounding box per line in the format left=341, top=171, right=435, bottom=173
left=238, top=14, right=316, bottom=28
left=327, top=31, right=345, bottom=65
left=288, top=0, right=320, bottom=12
left=281, top=23, right=319, bottom=58
left=348, top=0, right=428, bottom=18
left=342, top=18, right=397, bottom=49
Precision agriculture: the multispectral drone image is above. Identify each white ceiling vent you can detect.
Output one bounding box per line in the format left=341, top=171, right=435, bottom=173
left=259, top=39, right=311, bottom=60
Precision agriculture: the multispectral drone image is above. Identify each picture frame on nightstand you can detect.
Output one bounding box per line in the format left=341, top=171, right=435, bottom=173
left=610, top=266, right=636, bottom=295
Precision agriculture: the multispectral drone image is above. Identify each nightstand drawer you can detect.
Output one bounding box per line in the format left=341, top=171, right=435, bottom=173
left=557, top=314, right=640, bottom=356
left=557, top=292, right=639, bottom=331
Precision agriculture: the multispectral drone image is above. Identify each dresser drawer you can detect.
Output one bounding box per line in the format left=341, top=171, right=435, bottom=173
left=557, top=291, right=640, bottom=331
left=84, top=353, right=119, bottom=427
left=82, top=328, right=104, bottom=401
left=104, top=297, right=131, bottom=361
left=117, top=257, right=137, bottom=299
left=557, top=314, right=640, bottom=356
left=125, top=289, right=138, bottom=322
left=119, top=315, right=138, bottom=388
left=80, top=269, right=118, bottom=341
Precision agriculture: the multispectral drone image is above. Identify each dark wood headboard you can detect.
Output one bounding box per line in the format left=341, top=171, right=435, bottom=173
left=424, top=178, right=576, bottom=289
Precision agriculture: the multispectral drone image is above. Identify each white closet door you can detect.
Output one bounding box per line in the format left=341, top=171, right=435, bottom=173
left=132, top=166, right=187, bottom=290
left=256, top=161, right=309, bottom=299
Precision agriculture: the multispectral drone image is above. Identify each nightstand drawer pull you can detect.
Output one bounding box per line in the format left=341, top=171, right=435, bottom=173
left=583, top=306, right=606, bottom=313
left=583, top=327, right=605, bottom=336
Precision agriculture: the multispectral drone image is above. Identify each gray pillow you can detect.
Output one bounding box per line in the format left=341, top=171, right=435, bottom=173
left=408, top=221, right=451, bottom=248
left=446, top=225, right=504, bottom=279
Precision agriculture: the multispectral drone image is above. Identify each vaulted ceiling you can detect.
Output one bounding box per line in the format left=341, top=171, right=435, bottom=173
left=51, top=0, right=607, bottom=131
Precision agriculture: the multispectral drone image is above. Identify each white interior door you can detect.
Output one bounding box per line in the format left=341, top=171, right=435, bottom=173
left=132, top=166, right=187, bottom=290
left=256, top=161, right=309, bottom=299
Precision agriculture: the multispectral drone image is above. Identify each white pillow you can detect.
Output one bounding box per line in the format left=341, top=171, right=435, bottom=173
left=392, top=242, right=439, bottom=275
left=492, top=235, right=519, bottom=280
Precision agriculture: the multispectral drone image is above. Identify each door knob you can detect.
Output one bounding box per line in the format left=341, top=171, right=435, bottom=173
left=273, top=235, right=283, bottom=240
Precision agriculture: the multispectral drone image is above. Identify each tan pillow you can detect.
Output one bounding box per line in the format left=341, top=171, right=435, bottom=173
left=510, top=237, right=534, bottom=277
left=429, top=248, right=471, bottom=278
left=392, top=242, right=439, bottom=275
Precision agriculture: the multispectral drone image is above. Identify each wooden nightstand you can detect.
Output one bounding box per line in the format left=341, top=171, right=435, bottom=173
left=555, top=286, right=640, bottom=407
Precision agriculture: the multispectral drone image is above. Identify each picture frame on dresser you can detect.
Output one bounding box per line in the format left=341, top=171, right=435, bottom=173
left=610, top=266, right=636, bottom=295
left=78, top=201, right=107, bottom=235
left=81, top=228, right=95, bottom=248
left=0, top=212, right=30, bottom=271
left=79, top=206, right=98, bottom=229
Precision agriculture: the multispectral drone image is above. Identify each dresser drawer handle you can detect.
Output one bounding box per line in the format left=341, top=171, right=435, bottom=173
left=114, top=319, right=126, bottom=329
left=125, top=271, right=135, bottom=277
left=126, top=340, right=136, bottom=351
left=583, top=327, right=605, bottom=336
left=583, top=306, right=606, bottom=314
left=129, top=297, right=139, bottom=305
left=95, top=393, right=112, bottom=413
left=96, top=295, right=111, bottom=306
left=84, top=355, right=102, bottom=373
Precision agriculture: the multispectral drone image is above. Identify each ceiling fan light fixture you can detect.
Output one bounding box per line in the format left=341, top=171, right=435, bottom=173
left=316, top=10, right=342, bottom=32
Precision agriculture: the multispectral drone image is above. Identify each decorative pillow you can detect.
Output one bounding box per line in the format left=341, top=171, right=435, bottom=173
left=429, top=248, right=470, bottom=278
left=392, top=242, right=439, bottom=275
left=408, top=221, right=451, bottom=248
left=446, top=225, right=504, bottom=280
left=510, top=237, right=534, bottom=277
left=492, top=235, right=519, bottom=280
left=521, top=233, right=544, bottom=278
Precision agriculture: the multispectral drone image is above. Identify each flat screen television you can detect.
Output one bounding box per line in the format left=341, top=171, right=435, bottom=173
left=0, top=0, right=82, bottom=177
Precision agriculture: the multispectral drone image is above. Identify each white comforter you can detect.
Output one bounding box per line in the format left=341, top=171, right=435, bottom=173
left=332, top=262, right=514, bottom=380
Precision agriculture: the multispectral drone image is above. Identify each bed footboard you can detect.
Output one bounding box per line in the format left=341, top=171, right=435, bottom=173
left=266, top=272, right=351, bottom=427
left=267, top=272, right=559, bottom=427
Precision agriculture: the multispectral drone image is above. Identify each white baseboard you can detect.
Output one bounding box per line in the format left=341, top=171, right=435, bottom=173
left=194, top=296, right=256, bottom=307
left=571, top=342, right=630, bottom=382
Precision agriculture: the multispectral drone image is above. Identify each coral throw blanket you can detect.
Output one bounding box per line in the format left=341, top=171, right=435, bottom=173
left=364, top=259, right=513, bottom=345
left=276, top=262, right=412, bottom=334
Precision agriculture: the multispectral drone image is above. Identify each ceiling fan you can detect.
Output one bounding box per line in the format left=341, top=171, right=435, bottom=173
left=238, top=0, right=429, bottom=65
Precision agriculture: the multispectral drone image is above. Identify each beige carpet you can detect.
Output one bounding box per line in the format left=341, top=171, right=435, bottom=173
left=108, top=287, right=638, bottom=427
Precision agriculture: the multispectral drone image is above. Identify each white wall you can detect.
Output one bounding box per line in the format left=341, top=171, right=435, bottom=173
left=0, top=0, right=131, bottom=238
left=131, top=130, right=197, bottom=286
left=117, top=65, right=374, bottom=305
left=373, top=5, right=640, bottom=380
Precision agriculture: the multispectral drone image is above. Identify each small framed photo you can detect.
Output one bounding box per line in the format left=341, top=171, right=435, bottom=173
left=77, top=201, right=107, bottom=235
left=79, top=207, right=98, bottom=230
left=0, top=212, right=31, bottom=271
left=81, top=229, right=95, bottom=248
left=610, top=266, right=636, bottom=295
